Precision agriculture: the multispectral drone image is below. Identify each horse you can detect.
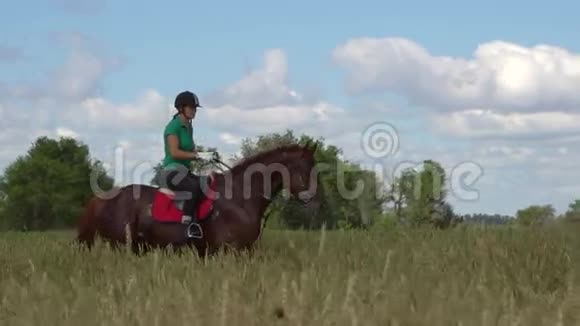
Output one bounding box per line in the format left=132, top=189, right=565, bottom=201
left=75, top=142, right=321, bottom=257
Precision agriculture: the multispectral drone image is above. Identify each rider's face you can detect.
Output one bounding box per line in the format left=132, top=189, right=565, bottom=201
left=183, top=105, right=197, bottom=120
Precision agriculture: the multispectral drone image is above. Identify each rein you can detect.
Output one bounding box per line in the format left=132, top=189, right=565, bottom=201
left=195, top=155, right=231, bottom=172
left=211, top=157, right=231, bottom=171
left=202, top=155, right=286, bottom=232
left=210, top=156, right=274, bottom=230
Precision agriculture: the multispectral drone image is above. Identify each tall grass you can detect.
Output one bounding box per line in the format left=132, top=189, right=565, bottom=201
left=1, top=224, right=579, bottom=325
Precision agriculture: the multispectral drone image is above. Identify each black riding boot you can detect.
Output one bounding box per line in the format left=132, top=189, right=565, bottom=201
left=182, top=190, right=203, bottom=238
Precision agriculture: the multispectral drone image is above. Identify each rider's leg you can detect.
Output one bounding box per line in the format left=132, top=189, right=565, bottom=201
left=161, top=167, right=200, bottom=223
left=176, top=174, right=201, bottom=222
left=161, top=167, right=203, bottom=238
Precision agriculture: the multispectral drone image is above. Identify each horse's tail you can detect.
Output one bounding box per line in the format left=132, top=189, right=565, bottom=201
left=76, top=195, right=101, bottom=248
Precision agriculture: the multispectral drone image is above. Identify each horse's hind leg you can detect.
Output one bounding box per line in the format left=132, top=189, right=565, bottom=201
left=76, top=197, right=100, bottom=249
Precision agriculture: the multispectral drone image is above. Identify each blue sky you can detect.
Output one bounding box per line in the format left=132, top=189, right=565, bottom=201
left=4, top=0, right=579, bottom=98
left=2, top=0, right=580, bottom=217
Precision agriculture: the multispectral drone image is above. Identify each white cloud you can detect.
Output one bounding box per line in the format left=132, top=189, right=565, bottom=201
left=219, top=133, right=242, bottom=145
left=558, top=147, right=568, bottom=155
left=471, top=145, right=536, bottom=168
left=332, top=36, right=580, bottom=148
left=430, top=109, right=580, bottom=139
left=0, top=34, right=157, bottom=175
left=67, top=89, right=171, bottom=131
left=203, top=102, right=347, bottom=135
left=53, top=47, right=111, bottom=100
left=197, top=47, right=377, bottom=155
left=332, top=37, right=580, bottom=113
left=206, top=49, right=302, bottom=109
left=56, top=127, right=79, bottom=139
left=0, top=33, right=122, bottom=104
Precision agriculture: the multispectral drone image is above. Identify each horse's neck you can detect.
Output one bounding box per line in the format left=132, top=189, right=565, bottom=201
left=230, top=152, right=297, bottom=220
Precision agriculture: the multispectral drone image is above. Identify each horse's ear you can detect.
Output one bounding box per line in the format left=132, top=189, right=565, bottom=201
left=302, top=140, right=317, bottom=158
left=311, top=141, right=318, bottom=152
left=302, top=140, right=311, bottom=156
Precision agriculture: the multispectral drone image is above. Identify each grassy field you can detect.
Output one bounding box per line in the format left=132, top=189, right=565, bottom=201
left=1, top=224, right=580, bottom=325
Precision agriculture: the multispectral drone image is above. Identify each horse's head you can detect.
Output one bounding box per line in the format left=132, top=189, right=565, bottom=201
left=229, top=141, right=321, bottom=204
left=286, top=142, right=320, bottom=203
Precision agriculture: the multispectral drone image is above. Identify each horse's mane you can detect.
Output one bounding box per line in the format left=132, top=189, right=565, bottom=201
left=229, top=144, right=307, bottom=174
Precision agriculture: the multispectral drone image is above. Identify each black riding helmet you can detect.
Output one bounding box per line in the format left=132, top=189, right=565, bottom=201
left=174, top=91, right=202, bottom=110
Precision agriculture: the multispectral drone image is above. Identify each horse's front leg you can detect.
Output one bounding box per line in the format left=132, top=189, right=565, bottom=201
left=212, top=201, right=260, bottom=248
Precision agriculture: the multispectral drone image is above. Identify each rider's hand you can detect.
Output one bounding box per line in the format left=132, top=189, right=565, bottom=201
left=197, top=152, right=214, bottom=160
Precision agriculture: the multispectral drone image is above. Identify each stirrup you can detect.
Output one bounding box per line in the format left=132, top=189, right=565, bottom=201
left=186, top=222, right=203, bottom=239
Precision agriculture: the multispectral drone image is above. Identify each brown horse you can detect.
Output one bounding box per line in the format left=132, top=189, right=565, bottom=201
left=75, top=143, right=320, bottom=257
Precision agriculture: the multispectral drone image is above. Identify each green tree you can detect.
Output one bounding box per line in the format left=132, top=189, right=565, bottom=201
left=238, top=130, right=300, bottom=158
left=0, top=136, right=114, bottom=231
left=568, top=199, right=580, bottom=213
left=0, top=189, right=6, bottom=230
left=390, top=159, right=456, bottom=228
left=516, top=204, right=555, bottom=226
left=431, top=201, right=458, bottom=228
left=334, top=161, right=387, bottom=228
left=559, top=199, right=580, bottom=223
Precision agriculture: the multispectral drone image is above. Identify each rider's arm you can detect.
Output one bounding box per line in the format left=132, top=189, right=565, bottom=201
left=167, top=135, right=197, bottom=160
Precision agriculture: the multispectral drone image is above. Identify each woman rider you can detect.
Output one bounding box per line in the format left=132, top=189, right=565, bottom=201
left=159, top=90, right=205, bottom=238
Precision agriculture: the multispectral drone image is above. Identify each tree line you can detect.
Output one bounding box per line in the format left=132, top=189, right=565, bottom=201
left=0, top=131, right=577, bottom=231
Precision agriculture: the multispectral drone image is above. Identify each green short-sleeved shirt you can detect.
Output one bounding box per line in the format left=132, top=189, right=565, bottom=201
left=162, top=116, right=195, bottom=170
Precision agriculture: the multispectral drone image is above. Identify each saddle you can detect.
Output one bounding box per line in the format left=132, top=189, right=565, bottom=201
left=138, top=174, right=218, bottom=236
